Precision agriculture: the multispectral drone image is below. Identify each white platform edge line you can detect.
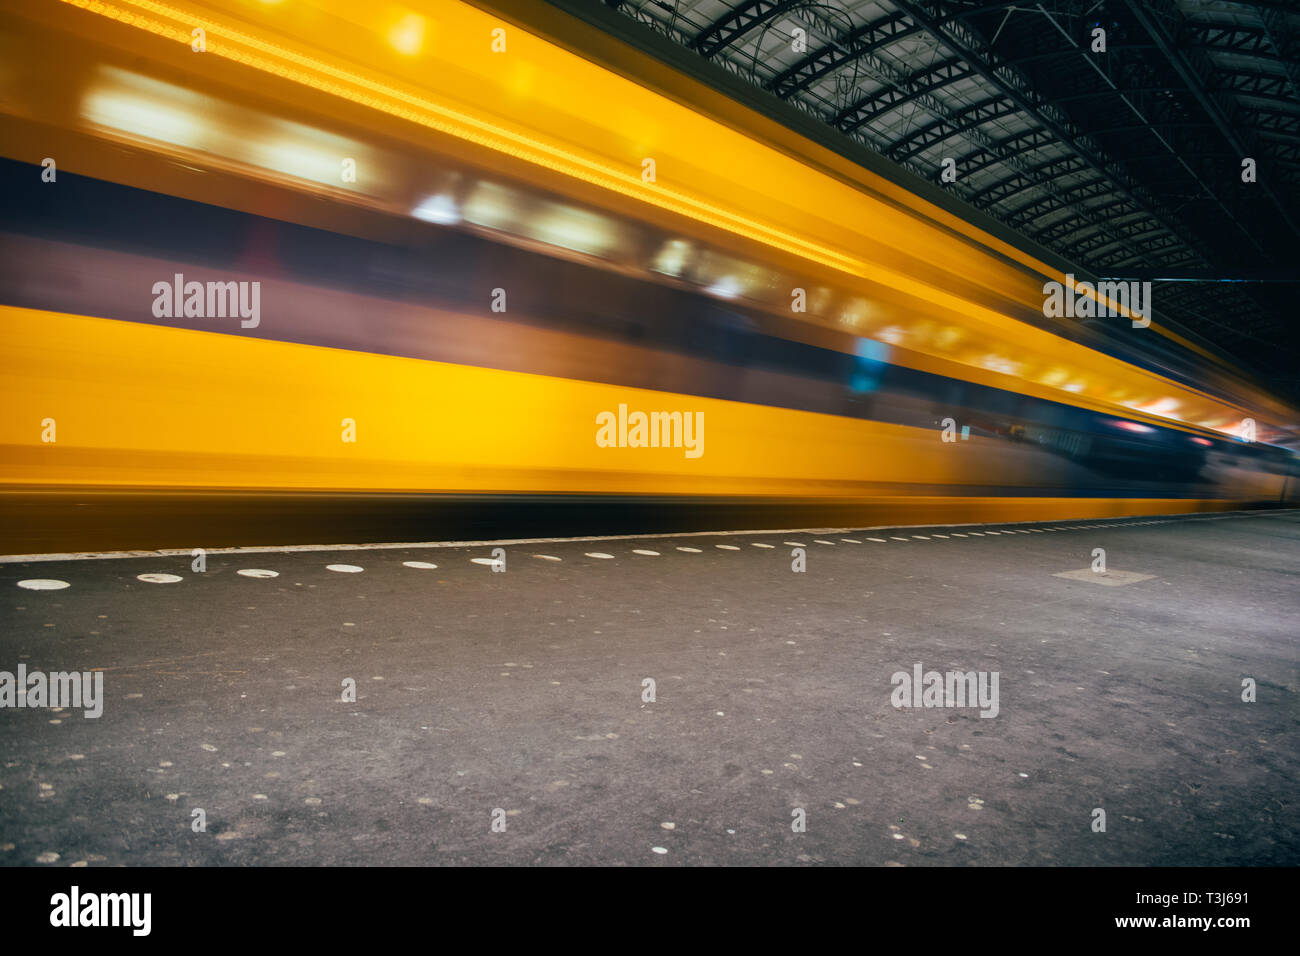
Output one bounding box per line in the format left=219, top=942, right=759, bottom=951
left=0, top=509, right=1284, bottom=563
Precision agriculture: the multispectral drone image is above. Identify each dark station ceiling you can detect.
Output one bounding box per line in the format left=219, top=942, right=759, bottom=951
left=591, top=0, right=1300, bottom=405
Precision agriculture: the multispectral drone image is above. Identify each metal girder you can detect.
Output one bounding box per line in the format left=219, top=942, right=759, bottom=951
left=1183, top=21, right=1299, bottom=62
left=1003, top=178, right=1120, bottom=226
left=889, top=0, right=1202, bottom=262
left=1246, top=105, right=1300, bottom=139
left=833, top=57, right=974, bottom=133
left=883, top=96, right=1021, bottom=162
left=1032, top=201, right=1146, bottom=245
left=1126, top=0, right=1300, bottom=239
left=953, top=128, right=1060, bottom=179
left=965, top=154, right=1090, bottom=206
left=765, top=11, right=920, bottom=99
left=692, top=0, right=805, bottom=59
left=1216, top=68, right=1297, bottom=106
left=1259, top=7, right=1300, bottom=105
left=1067, top=227, right=1181, bottom=262
left=1115, top=146, right=1300, bottom=170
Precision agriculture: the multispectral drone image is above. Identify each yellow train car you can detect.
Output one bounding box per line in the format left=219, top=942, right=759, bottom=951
left=0, top=0, right=1295, bottom=551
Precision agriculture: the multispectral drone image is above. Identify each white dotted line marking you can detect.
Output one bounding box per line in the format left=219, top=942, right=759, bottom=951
left=715, top=544, right=741, bottom=551
left=403, top=561, right=440, bottom=569
left=326, top=564, right=364, bottom=573
left=751, top=543, right=775, bottom=548
left=137, top=573, right=183, bottom=584
left=236, top=569, right=279, bottom=579
left=17, top=579, right=69, bottom=590
left=531, top=555, right=561, bottom=562
left=631, top=549, right=660, bottom=556
left=675, top=547, right=702, bottom=553
left=585, top=552, right=615, bottom=559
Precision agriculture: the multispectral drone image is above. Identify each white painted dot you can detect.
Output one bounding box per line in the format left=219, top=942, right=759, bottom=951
left=751, top=543, right=775, bottom=548
left=715, top=544, right=740, bottom=550
left=585, top=552, right=615, bottom=559
left=813, top=539, right=836, bottom=545
left=470, top=558, right=503, bottom=568
left=840, top=538, right=861, bottom=543
left=783, top=542, right=807, bottom=547
left=402, top=561, right=439, bottom=569
left=532, top=555, right=561, bottom=562
left=931, top=534, right=948, bottom=539
left=968, top=532, right=985, bottom=536
left=911, top=535, right=930, bottom=540
left=137, top=573, right=183, bottom=584
left=651, top=846, right=668, bottom=855
left=890, top=537, right=908, bottom=542
left=326, top=564, right=363, bottom=573
left=660, top=822, right=676, bottom=830
left=17, top=579, right=70, bottom=591
left=237, top=569, right=279, bottom=578
left=951, top=533, right=968, bottom=537
left=867, top=537, right=887, bottom=543
left=675, top=547, right=702, bottom=553
left=632, top=549, right=660, bottom=556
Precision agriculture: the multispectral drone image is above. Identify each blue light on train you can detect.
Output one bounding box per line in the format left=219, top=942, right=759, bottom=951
left=851, top=336, right=890, bottom=393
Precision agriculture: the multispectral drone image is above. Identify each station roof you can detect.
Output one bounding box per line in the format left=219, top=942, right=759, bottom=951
left=578, top=0, right=1300, bottom=404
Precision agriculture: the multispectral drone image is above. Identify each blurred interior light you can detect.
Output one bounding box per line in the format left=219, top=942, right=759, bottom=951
left=1190, top=437, right=1212, bottom=446
left=389, top=13, right=426, bottom=56
left=412, top=194, right=461, bottom=225
left=838, top=297, right=869, bottom=329
left=462, top=181, right=522, bottom=232
left=1113, top=420, right=1155, bottom=434
left=529, top=205, right=619, bottom=258
left=652, top=240, right=692, bottom=278
left=705, top=277, right=742, bottom=299
left=82, top=71, right=205, bottom=149
left=1139, top=398, right=1181, bottom=418
left=249, top=139, right=347, bottom=186
left=981, top=354, right=1019, bottom=376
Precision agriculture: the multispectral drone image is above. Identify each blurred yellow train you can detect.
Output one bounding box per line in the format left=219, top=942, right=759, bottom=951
left=0, top=0, right=1295, bottom=551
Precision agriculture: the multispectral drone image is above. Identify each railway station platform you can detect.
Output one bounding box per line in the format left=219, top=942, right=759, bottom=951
left=3, top=508, right=1295, bottom=866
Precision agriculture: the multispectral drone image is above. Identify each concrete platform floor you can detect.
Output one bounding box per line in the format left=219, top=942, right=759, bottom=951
left=1, top=509, right=1296, bottom=866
